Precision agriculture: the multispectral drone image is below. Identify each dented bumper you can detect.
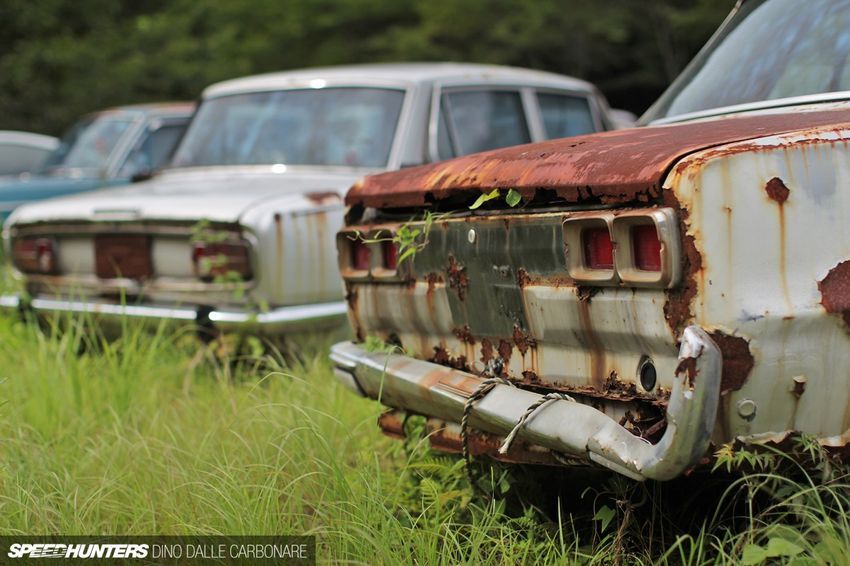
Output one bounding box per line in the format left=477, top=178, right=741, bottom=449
left=331, top=326, right=721, bottom=481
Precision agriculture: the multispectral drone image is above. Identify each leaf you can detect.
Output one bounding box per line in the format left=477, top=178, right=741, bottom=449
left=741, top=544, right=768, bottom=565
left=593, top=505, right=616, bottom=533
left=505, top=188, right=522, bottom=207
left=397, top=247, right=417, bottom=265
left=469, top=189, right=500, bottom=210
left=765, top=538, right=804, bottom=558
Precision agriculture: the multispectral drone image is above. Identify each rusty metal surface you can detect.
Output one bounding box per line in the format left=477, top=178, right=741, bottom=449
left=819, top=260, right=850, bottom=330
left=330, top=326, right=722, bottom=481
left=346, top=108, right=850, bottom=210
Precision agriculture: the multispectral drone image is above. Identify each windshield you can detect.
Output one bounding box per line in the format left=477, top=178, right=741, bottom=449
left=172, top=87, right=405, bottom=169
left=45, top=115, right=135, bottom=172
left=643, top=0, right=850, bottom=122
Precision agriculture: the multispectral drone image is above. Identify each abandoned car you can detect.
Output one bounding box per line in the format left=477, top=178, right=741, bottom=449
left=0, top=104, right=194, bottom=222
left=1, top=63, right=619, bottom=334
left=0, top=131, right=59, bottom=178
left=331, top=0, right=850, bottom=481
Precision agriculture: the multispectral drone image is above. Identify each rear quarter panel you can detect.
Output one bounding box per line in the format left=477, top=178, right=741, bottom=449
left=669, top=125, right=850, bottom=446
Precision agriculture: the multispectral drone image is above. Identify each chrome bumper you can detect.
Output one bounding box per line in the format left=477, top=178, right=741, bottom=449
left=0, top=294, right=347, bottom=334
left=331, top=326, right=722, bottom=481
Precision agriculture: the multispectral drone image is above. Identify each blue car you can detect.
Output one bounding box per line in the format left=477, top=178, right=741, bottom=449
left=0, top=103, right=194, bottom=221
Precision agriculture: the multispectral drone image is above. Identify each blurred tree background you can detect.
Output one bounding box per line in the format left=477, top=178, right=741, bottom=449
left=0, top=0, right=735, bottom=135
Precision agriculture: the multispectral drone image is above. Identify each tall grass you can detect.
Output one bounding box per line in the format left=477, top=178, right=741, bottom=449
left=1, top=310, right=850, bottom=564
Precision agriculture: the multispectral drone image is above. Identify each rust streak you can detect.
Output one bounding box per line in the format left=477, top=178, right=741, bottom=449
left=576, top=292, right=605, bottom=389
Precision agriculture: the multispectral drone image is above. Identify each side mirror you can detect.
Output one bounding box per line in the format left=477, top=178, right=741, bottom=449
left=130, top=169, right=154, bottom=183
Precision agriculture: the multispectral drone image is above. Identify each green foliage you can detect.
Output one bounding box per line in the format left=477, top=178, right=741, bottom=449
left=505, top=188, right=522, bottom=208
left=4, top=312, right=850, bottom=563
left=469, top=188, right=524, bottom=210
left=353, top=210, right=443, bottom=268
left=469, top=188, right=501, bottom=210
left=0, top=0, right=735, bottom=135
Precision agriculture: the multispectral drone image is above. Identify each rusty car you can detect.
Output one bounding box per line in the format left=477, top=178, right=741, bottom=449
left=331, top=0, right=850, bottom=481
left=1, top=63, right=620, bottom=336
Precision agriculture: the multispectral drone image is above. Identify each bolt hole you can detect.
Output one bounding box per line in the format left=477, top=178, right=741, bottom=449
left=639, top=359, right=657, bottom=391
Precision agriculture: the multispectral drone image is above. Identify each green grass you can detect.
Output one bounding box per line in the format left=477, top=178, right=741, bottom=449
left=1, top=310, right=850, bottom=564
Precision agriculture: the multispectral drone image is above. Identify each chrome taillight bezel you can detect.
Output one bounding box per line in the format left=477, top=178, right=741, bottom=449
left=563, top=213, right=618, bottom=285
left=337, top=227, right=410, bottom=281
left=563, top=208, right=681, bottom=288
left=611, top=209, right=681, bottom=288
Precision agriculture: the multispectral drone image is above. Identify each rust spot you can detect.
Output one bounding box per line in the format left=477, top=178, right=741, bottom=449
left=792, top=376, right=807, bottom=399
left=521, top=369, right=540, bottom=383
left=819, top=260, right=850, bottom=330
left=304, top=191, right=341, bottom=204
left=603, top=371, right=637, bottom=396
left=344, top=284, right=364, bottom=341
left=511, top=325, right=535, bottom=356
left=431, top=345, right=450, bottom=365
left=662, top=191, right=702, bottom=336
left=576, top=285, right=598, bottom=304
left=764, top=177, right=790, bottom=204
left=675, top=357, right=698, bottom=388
left=480, top=339, right=494, bottom=364
left=453, top=325, right=476, bottom=345
left=709, top=331, right=755, bottom=394
left=428, top=425, right=562, bottom=466
left=497, top=339, right=513, bottom=362
left=516, top=267, right=532, bottom=288
left=377, top=410, right=405, bottom=440
left=446, top=255, right=469, bottom=301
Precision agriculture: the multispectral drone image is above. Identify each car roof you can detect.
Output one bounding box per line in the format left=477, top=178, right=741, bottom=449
left=0, top=131, right=59, bottom=150
left=203, top=63, right=596, bottom=99
left=93, top=102, right=196, bottom=119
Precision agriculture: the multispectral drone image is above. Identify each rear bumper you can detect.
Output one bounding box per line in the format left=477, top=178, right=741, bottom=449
left=331, top=326, right=722, bottom=481
left=0, top=294, right=347, bottom=334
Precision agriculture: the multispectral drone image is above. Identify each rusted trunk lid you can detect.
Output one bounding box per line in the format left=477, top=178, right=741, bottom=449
left=346, top=107, right=850, bottom=210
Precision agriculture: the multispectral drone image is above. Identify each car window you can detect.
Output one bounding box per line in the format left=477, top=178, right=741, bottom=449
left=537, top=93, right=597, bottom=138
left=119, top=122, right=187, bottom=178
left=645, top=0, right=850, bottom=121
left=172, top=88, right=405, bottom=169
left=438, top=90, right=530, bottom=160
left=60, top=116, right=135, bottom=171
left=0, top=144, right=52, bottom=175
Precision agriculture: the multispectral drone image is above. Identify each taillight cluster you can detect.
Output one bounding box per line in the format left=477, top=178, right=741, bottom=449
left=564, top=208, right=680, bottom=288
left=11, top=237, right=57, bottom=275
left=191, top=241, right=253, bottom=281
left=338, top=230, right=403, bottom=279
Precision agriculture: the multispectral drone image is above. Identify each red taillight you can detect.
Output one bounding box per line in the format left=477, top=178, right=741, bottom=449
left=351, top=240, right=371, bottom=270
left=632, top=225, right=662, bottom=271
left=12, top=237, right=56, bottom=274
left=192, top=241, right=252, bottom=280
left=582, top=227, right=613, bottom=270
left=382, top=240, right=398, bottom=270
